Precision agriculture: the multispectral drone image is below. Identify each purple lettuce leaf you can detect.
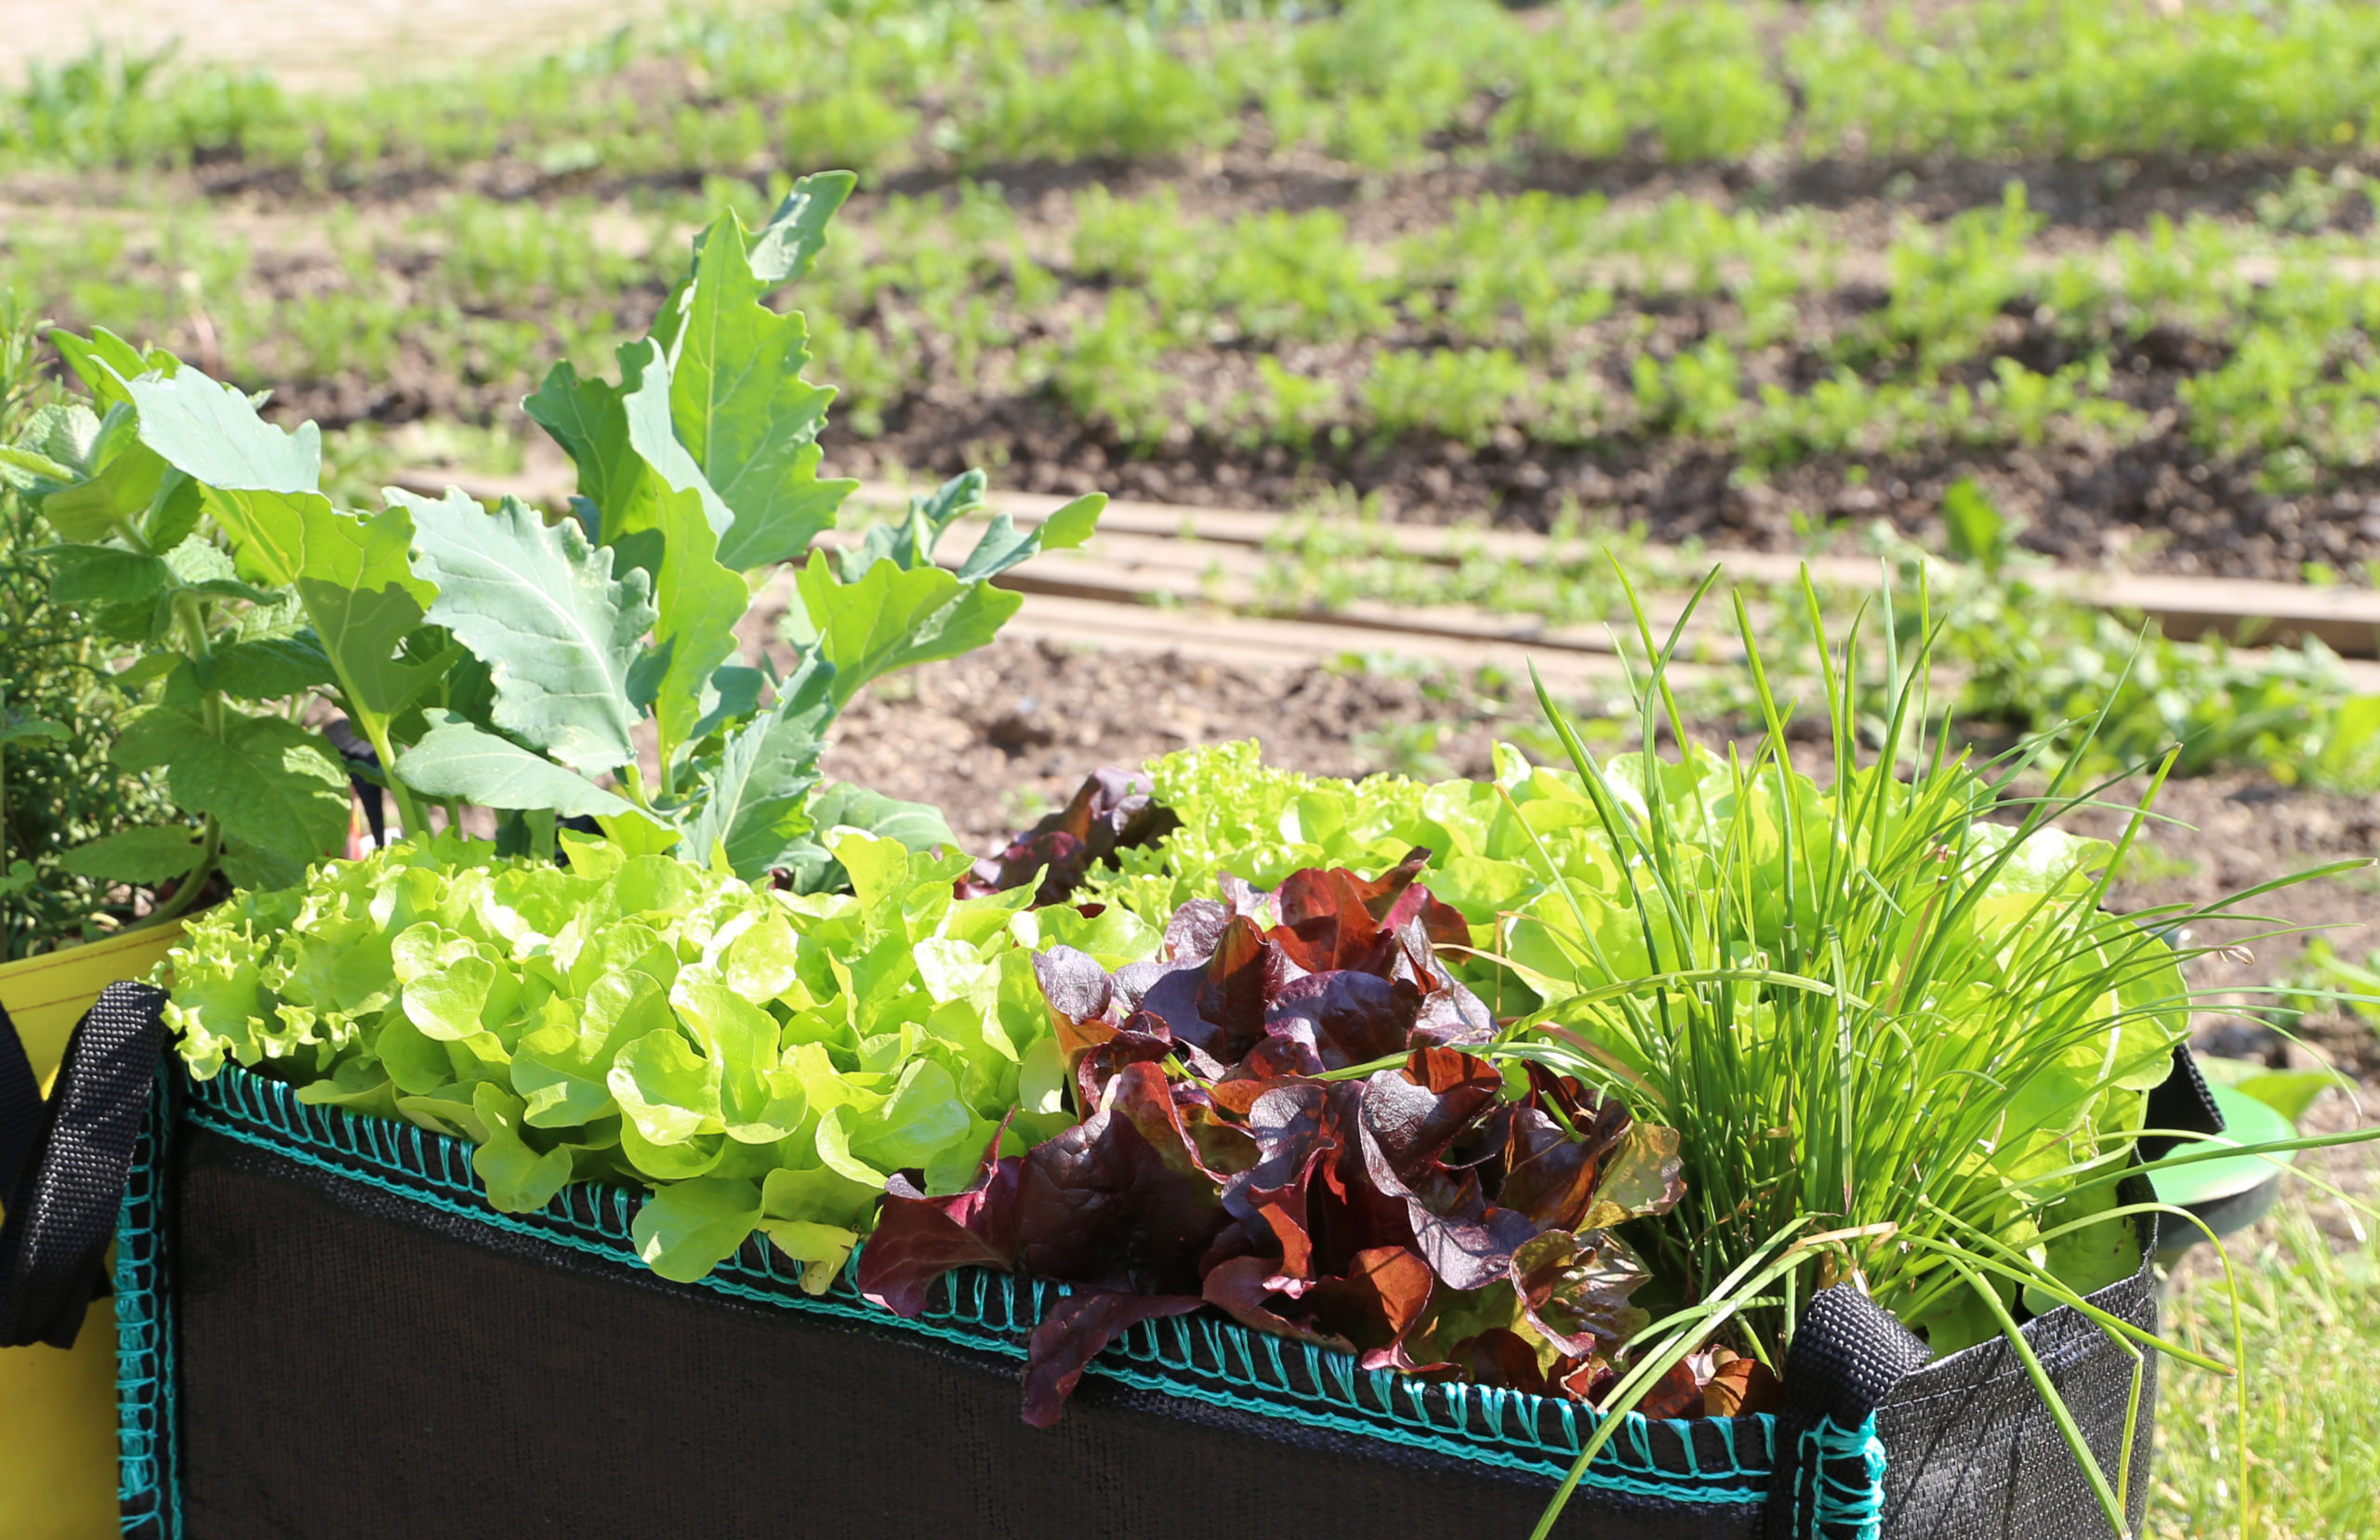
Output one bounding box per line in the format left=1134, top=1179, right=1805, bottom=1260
left=957, top=767, right=1179, bottom=906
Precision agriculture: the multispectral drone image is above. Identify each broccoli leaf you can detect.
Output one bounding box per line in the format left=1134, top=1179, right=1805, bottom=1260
left=790, top=549, right=1021, bottom=708
left=127, top=373, right=444, bottom=736
left=953, top=493, right=1104, bottom=584
left=659, top=212, right=851, bottom=571
left=601, top=360, right=747, bottom=772
left=395, top=717, right=644, bottom=822
left=677, top=652, right=837, bottom=876
left=407, top=493, right=654, bottom=776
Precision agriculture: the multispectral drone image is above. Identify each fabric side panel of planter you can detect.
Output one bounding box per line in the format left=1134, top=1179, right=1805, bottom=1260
left=164, top=1062, right=1786, bottom=1507
left=161, top=1125, right=1765, bottom=1540
left=115, top=1066, right=179, bottom=1540
left=1872, top=1264, right=2158, bottom=1539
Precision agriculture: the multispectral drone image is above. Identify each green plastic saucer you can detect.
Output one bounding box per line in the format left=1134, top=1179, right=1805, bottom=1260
left=2152, top=1080, right=2298, bottom=1258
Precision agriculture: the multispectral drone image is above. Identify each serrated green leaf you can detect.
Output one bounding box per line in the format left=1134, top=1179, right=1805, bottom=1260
left=809, top=782, right=959, bottom=853
left=793, top=549, right=1021, bottom=707
left=394, top=717, right=641, bottom=821
left=106, top=652, right=180, bottom=694
left=218, top=838, right=306, bottom=895
left=630, top=1175, right=761, bottom=1283
left=57, top=826, right=207, bottom=883
left=660, top=216, right=849, bottom=571
left=838, top=471, right=986, bottom=581
left=951, top=493, right=1104, bottom=584
left=471, top=1083, right=575, bottom=1215
left=744, top=170, right=855, bottom=285
left=160, top=534, right=262, bottom=598
left=0, top=444, right=75, bottom=489
left=594, top=363, right=745, bottom=773
left=111, top=705, right=198, bottom=772
left=186, top=576, right=286, bottom=605
left=9, top=408, right=101, bottom=516
left=407, top=493, right=654, bottom=774
left=677, top=652, right=837, bottom=877
left=193, top=635, right=337, bottom=700
left=165, top=715, right=350, bottom=862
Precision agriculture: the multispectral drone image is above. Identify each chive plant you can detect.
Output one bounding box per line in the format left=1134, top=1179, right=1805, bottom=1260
left=1498, top=569, right=2380, bottom=1538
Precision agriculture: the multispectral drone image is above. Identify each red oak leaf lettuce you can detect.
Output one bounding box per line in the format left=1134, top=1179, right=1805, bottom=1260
left=860, top=851, right=1686, bottom=1425
left=956, top=767, right=1179, bottom=906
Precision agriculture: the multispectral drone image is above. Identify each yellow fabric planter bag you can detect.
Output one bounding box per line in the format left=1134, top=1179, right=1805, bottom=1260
left=0, top=922, right=183, bottom=1540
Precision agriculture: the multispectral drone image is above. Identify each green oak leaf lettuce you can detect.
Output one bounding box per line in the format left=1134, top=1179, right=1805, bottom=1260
left=163, top=827, right=1162, bottom=1286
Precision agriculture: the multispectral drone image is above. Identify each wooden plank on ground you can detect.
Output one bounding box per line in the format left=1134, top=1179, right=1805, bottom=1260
left=994, top=595, right=1664, bottom=694
left=850, top=480, right=2380, bottom=658
left=389, top=466, right=2380, bottom=661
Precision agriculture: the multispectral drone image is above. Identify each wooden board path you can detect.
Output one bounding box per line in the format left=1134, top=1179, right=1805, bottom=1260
left=387, top=465, right=2380, bottom=691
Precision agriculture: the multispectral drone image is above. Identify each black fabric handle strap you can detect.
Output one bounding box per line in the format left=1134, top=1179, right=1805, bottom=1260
left=0, top=993, right=42, bottom=1208
left=0, top=980, right=168, bottom=1349
left=1761, top=1284, right=1931, bottom=1540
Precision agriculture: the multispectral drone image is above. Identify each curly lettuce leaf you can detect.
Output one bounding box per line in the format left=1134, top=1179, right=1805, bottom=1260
left=162, top=828, right=1162, bottom=1283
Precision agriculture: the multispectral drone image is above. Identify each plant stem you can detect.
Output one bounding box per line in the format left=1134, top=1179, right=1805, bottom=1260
left=141, top=814, right=220, bottom=927
left=357, top=713, right=429, bottom=841
left=620, top=760, right=654, bottom=810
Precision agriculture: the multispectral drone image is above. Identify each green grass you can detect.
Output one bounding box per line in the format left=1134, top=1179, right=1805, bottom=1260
left=13, top=0, right=2380, bottom=180
left=15, top=165, right=2377, bottom=496
left=2152, top=1204, right=2380, bottom=1539
left=1252, top=484, right=2380, bottom=792
left=10, top=6, right=2380, bottom=510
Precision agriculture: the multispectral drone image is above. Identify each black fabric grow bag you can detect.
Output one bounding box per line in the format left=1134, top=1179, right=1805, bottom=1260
left=9, top=988, right=2221, bottom=1540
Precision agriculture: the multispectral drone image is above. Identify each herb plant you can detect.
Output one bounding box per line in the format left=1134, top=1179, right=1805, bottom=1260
left=1492, top=581, right=2373, bottom=1536
left=0, top=287, right=189, bottom=956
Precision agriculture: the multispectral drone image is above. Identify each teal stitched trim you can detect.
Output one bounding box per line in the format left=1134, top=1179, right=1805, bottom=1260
left=114, top=1067, right=179, bottom=1540
left=183, top=1062, right=1778, bottom=1504
left=1801, top=1413, right=1887, bottom=1540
